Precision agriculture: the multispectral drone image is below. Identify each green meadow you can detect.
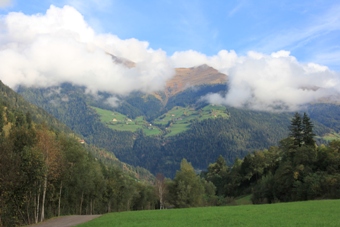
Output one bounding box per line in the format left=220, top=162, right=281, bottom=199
left=154, top=105, right=229, bottom=125
left=154, top=105, right=230, bottom=136
left=91, top=106, right=162, bottom=136
left=320, top=132, right=340, bottom=141
left=77, top=200, right=340, bottom=227
left=92, top=105, right=229, bottom=137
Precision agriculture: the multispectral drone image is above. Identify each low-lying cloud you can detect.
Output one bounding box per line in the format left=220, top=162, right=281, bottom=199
left=0, top=5, right=339, bottom=112
left=172, top=50, right=340, bottom=112
left=0, top=5, right=174, bottom=96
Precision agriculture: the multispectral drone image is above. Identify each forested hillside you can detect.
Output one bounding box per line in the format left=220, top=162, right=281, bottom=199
left=0, top=81, right=72, bottom=134
left=1, top=81, right=153, bottom=181
left=17, top=82, right=339, bottom=177
left=0, top=81, right=156, bottom=226
left=201, top=112, right=340, bottom=204
left=0, top=115, right=157, bottom=226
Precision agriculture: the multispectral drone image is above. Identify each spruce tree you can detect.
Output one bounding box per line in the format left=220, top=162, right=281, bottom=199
left=289, top=112, right=315, bottom=148
left=289, top=112, right=303, bottom=147
left=302, top=112, right=315, bottom=146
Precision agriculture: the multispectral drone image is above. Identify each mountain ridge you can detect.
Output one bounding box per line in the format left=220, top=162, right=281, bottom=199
left=0, top=80, right=155, bottom=181
left=12, top=56, right=340, bottom=177
left=109, top=54, right=227, bottom=105
left=166, top=64, right=227, bottom=96
left=16, top=80, right=340, bottom=177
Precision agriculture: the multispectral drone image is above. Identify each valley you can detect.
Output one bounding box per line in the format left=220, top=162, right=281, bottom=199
left=1, top=2, right=340, bottom=227
left=10, top=60, right=340, bottom=178
left=16, top=77, right=340, bottom=178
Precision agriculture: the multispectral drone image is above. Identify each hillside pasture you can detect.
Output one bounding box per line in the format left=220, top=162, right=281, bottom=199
left=154, top=105, right=230, bottom=136
left=321, top=132, right=340, bottom=141
left=93, top=105, right=230, bottom=137
left=165, top=123, right=190, bottom=137
left=77, top=199, right=340, bottom=227
left=91, top=106, right=162, bottom=136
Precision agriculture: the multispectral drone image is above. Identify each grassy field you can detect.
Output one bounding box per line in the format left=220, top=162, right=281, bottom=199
left=234, top=194, right=252, bottom=205
left=91, top=106, right=162, bottom=136
left=77, top=200, right=340, bottom=227
left=154, top=105, right=230, bottom=136
left=92, top=105, right=230, bottom=136
left=321, top=132, right=340, bottom=141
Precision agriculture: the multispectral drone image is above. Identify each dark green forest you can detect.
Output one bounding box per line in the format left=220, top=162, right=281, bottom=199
left=0, top=81, right=158, bottom=226
left=17, top=83, right=337, bottom=177
left=202, top=112, right=340, bottom=204
left=0, top=117, right=158, bottom=226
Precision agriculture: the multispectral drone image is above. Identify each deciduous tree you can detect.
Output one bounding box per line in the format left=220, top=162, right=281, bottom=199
left=155, top=173, right=166, bottom=209
left=34, top=125, right=61, bottom=222
left=169, top=159, right=204, bottom=208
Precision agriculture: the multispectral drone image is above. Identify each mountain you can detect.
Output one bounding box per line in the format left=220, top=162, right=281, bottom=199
left=15, top=64, right=340, bottom=177
left=0, top=80, right=154, bottom=181
left=160, top=64, right=227, bottom=103
left=0, top=80, right=72, bottom=134
left=110, top=54, right=136, bottom=68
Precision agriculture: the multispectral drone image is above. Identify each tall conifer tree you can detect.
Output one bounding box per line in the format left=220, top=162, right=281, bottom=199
left=289, top=112, right=315, bottom=148
left=302, top=113, right=315, bottom=146
left=289, top=112, right=303, bottom=147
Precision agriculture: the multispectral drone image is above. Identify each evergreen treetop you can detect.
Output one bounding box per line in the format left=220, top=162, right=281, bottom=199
left=289, top=112, right=315, bottom=148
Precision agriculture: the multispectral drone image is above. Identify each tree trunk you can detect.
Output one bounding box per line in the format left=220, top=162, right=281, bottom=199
left=92, top=199, right=95, bottom=215
left=159, top=190, right=163, bottom=210
left=34, top=194, right=36, bottom=223
left=79, top=191, right=84, bottom=215
left=26, top=192, right=31, bottom=225
left=40, top=174, right=47, bottom=222
left=107, top=200, right=111, bottom=213
left=35, top=185, right=41, bottom=224
left=58, top=181, right=62, bottom=216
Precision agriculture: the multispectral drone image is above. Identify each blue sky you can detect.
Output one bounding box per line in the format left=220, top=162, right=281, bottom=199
left=0, top=0, right=339, bottom=111
left=1, top=0, right=339, bottom=71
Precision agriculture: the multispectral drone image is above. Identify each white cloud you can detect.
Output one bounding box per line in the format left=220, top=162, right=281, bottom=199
left=170, top=49, right=340, bottom=111
left=1, top=4, right=339, bottom=113
left=104, top=96, right=120, bottom=107
left=170, top=49, right=238, bottom=72
left=0, top=0, right=11, bottom=8
left=0, top=5, right=175, bottom=95
left=202, top=51, right=340, bottom=111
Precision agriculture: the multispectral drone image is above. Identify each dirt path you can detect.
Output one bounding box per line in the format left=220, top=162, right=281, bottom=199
left=26, top=215, right=101, bottom=227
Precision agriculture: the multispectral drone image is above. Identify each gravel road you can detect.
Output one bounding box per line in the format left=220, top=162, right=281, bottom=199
left=26, top=215, right=101, bottom=227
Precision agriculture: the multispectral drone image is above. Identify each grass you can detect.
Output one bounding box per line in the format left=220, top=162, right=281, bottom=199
left=234, top=194, right=252, bottom=205
left=92, top=105, right=230, bottom=137
left=91, top=106, right=162, bottom=136
left=321, top=132, right=340, bottom=141
left=154, top=105, right=230, bottom=136
left=77, top=199, right=340, bottom=227
left=165, top=123, right=190, bottom=137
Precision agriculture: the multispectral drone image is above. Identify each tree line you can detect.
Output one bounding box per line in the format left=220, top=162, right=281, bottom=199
left=151, top=112, right=340, bottom=209
left=201, top=112, right=340, bottom=203
left=18, top=83, right=337, bottom=179
left=0, top=107, right=157, bottom=227
left=2, top=106, right=340, bottom=226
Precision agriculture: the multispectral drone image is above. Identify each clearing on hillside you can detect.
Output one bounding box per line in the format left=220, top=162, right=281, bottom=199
left=91, top=106, right=162, bottom=136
